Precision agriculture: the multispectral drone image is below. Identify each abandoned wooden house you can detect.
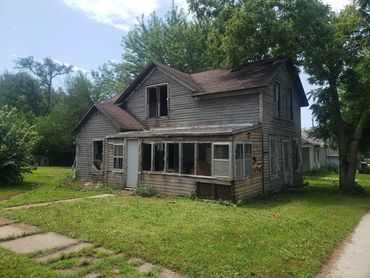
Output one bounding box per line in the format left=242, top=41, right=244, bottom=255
left=74, top=57, right=308, bottom=200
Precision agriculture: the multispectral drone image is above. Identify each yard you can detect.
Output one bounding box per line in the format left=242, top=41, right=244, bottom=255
left=0, top=167, right=370, bottom=277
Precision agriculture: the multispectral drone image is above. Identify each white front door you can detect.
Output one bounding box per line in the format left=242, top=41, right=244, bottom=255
left=126, top=139, right=139, bottom=188
left=283, top=141, right=292, bottom=185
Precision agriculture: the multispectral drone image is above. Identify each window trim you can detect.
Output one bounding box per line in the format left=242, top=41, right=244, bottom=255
left=145, top=83, right=169, bottom=118
left=234, top=142, right=253, bottom=180
left=112, top=144, right=124, bottom=172
left=212, top=142, right=232, bottom=178
left=92, top=139, right=104, bottom=172
left=269, top=137, right=279, bottom=178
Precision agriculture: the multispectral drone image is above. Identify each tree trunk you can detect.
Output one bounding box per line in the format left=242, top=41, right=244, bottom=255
left=337, top=111, right=367, bottom=193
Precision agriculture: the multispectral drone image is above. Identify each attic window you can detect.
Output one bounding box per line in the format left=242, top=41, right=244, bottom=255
left=147, top=84, right=168, bottom=118
left=288, top=89, right=293, bottom=120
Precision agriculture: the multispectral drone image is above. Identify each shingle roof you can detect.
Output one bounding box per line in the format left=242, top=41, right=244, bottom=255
left=191, top=58, right=284, bottom=95
left=114, top=57, right=308, bottom=107
left=73, top=102, right=144, bottom=133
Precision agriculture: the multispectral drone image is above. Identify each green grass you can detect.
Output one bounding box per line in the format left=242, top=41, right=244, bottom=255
left=0, top=167, right=115, bottom=208
left=1, top=172, right=369, bottom=277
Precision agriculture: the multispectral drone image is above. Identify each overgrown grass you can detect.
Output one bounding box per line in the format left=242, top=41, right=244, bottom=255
left=2, top=172, right=370, bottom=277
left=0, top=167, right=115, bottom=208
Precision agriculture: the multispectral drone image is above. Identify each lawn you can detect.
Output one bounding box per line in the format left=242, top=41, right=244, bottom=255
left=1, top=170, right=369, bottom=277
left=0, top=167, right=116, bottom=208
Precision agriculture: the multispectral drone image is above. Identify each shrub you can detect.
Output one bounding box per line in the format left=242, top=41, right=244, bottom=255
left=136, top=184, right=158, bottom=197
left=0, top=106, right=39, bottom=182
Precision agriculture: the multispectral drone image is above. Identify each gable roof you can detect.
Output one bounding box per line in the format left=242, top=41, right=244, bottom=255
left=73, top=102, right=144, bottom=133
left=114, top=57, right=308, bottom=107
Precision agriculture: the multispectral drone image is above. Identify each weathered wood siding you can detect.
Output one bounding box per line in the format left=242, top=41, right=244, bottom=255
left=261, top=65, right=303, bottom=193
left=125, top=68, right=261, bottom=128
left=75, top=110, right=119, bottom=181
left=233, top=128, right=263, bottom=199
left=106, top=138, right=125, bottom=186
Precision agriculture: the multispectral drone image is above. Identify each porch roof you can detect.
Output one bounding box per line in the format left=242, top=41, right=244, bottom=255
left=107, top=123, right=260, bottom=138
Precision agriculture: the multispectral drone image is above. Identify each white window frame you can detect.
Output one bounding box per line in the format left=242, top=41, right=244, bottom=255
left=92, top=139, right=104, bottom=172
left=212, top=142, right=232, bottom=178
left=112, top=144, right=124, bottom=172
left=269, top=137, right=279, bottom=178
left=145, top=83, right=169, bottom=118
left=234, top=142, right=253, bottom=179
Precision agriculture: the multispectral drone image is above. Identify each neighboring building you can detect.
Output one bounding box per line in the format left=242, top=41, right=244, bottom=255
left=74, top=57, right=308, bottom=200
left=301, top=132, right=339, bottom=172
left=33, top=155, right=50, bottom=167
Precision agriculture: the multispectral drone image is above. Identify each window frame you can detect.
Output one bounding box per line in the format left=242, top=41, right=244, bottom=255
left=212, top=142, right=232, bottom=178
left=269, top=137, right=279, bottom=178
left=92, top=139, right=104, bottom=172
left=234, top=142, right=253, bottom=179
left=145, top=83, right=169, bottom=118
left=112, top=144, right=124, bottom=172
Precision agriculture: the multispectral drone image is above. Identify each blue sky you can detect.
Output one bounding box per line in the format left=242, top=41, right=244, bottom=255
left=0, top=0, right=350, bottom=128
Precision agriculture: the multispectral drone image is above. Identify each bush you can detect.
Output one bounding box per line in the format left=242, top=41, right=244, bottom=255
left=136, top=184, right=158, bottom=198
left=0, top=106, right=38, bottom=182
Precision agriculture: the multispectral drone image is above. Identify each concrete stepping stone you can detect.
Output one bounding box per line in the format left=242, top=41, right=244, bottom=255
left=36, top=242, right=93, bottom=263
left=0, top=232, right=78, bottom=254
left=0, top=216, right=15, bottom=226
left=56, top=267, right=83, bottom=276
left=95, top=246, right=114, bottom=255
left=0, top=223, right=38, bottom=240
left=138, top=262, right=154, bottom=274
left=84, top=271, right=101, bottom=278
left=160, top=268, right=185, bottom=278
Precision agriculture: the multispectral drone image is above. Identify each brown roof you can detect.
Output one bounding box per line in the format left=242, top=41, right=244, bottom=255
left=191, top=58, right=284, bottom=95
left=73, top=102, right=144, bottom=133
left=114, top=57, right=308, bottom=107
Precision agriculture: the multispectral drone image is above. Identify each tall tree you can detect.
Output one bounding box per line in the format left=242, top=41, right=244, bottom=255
left=33, top=73, right=94, bottom=165
left=0, top=71, right=46, bottom=116
left=121, top=3, right=211, bottom=75
left=15, top=56, right=73, bottom=111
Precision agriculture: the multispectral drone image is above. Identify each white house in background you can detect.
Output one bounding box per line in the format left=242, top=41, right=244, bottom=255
left=301, top=132, right=339, bottom=172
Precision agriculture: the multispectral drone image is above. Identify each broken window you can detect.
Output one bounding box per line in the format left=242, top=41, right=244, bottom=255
left=148, top=87, right=157, bottom=117
left=167, top=143, right=179, bottom=172
left=154, top=143, right=165, bottom=171
left=93, top=140, right=103, bottom=170
left=142, top=144, right=152, bottom=171
left=181, top=143, right=194, bottom=174
left=197, top=143, right=212, bottom=176
left=213, top=144, right=230, bottom=177
left=113, top=144, right=124, bottom=170
left=147, top=85, right=168, bottom=118
left=235, top=143, right=253, bottom=178
left=274, top=82, right=281, bottom=117
left=270, top=138, right=278, bottom=176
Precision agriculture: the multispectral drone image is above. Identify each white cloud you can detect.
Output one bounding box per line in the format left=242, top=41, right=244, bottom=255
left=63, top=0, right=159, bottom=31
left=323, top=0, right=351, bottom=12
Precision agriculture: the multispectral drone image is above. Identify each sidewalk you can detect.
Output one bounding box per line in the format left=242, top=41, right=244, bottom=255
left=318, top=212, right=370, bottom=278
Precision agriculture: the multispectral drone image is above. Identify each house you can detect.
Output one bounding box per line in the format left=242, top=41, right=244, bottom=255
left=301, top=132, right=339, bottom=172
left=74, top=57, right=308, bottom=200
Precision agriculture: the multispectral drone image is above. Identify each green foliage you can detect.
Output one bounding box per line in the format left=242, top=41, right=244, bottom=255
left=0, top=71, right=46, bottom=116
left=136, top=183, right=158, bottom=197
left=33, top=73, right=94, bottom=165
left=0, top=106, right=39, bottom=182
left=121, top=3, right=212, bottom=75
left=15, top=56, right=73, bottom=111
